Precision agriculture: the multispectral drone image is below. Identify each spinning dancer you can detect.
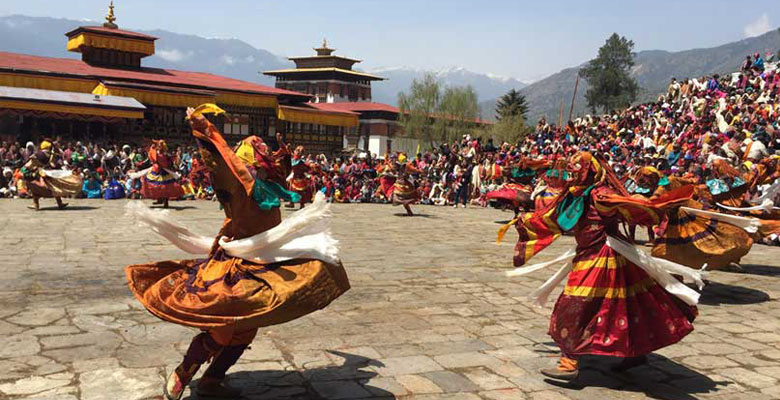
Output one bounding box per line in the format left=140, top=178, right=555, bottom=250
left=125, top=105, right=349, bottom=399
left=500, top=152, right=703, bottom=381
left=287, top=145, right=313, bottom=209
left=392, top=153, right=421, bottom=216
left=21, top=140, right=81, bottom=210
left=139, top=140, right=184, bottom=208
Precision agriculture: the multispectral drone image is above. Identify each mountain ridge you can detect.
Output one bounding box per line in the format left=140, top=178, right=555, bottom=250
left=0, top=14, right=528, bottom=111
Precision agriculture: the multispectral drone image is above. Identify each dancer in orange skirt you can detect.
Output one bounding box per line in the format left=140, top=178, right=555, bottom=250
left=392, top=154, right=421, bottom=216
left=125, top=105, right=349, bottom=399
left=501, top=152, right=702, bottom=381
left=140, top=140, right=184, bottom=208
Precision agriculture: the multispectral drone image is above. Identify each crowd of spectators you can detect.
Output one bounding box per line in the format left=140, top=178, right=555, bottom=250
left=3, top=51, right=780, bottom=208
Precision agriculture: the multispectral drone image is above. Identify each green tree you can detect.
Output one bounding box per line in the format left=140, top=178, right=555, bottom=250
left=579, top=33, right=639, bottom=114
left=398, top=74, right=480, bottom=146
left=438, top=85, right=479, bottom=142
left=398, top=73, right=441, bottom=147
left=489, top=114, right=528, bottom=144
left=495, top=89, right=528, bottom=121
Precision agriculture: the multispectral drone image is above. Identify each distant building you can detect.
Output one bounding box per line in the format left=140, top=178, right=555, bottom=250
left=265, top=41, right=405, bottom=156
left=264, top=41, right=490, bottom=157
left=0, top=3, right=357, bottom=156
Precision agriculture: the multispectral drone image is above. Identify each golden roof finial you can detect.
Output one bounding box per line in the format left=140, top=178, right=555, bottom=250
left=322, top=37, right=328, bottom=48
left=103, top=1, right=118, bottom=29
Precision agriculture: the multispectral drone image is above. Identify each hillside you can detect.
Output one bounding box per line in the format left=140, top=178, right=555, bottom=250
left=485, top=28, right=780, bottom=123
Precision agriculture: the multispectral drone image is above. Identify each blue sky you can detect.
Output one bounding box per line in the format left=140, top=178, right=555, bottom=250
left=1, top=0, right=778, bottom=82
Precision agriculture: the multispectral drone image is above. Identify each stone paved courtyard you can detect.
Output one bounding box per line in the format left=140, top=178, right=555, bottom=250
left=2, top=199, right=780, bottom=400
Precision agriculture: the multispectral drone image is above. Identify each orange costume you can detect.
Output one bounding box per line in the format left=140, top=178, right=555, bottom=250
left=126, top=111, right=349, bottom=399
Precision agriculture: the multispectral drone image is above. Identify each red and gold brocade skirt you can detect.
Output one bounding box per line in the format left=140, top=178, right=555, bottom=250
left=141, top=168, right=184, bottom=200
left=378, top=175, right=397, bottom=200
left=534, top=188, right=562, bottom=211
left=126, top=253, right=350, bottom=331
left=486, top=184, right=532, bottom=209
left=289, top=177, right=313, bottom=203
left=652, top=208, right=752, bottom=270
left=550, top=244, right=696, bottom=358
left=392, top=179, right=419, bottom=205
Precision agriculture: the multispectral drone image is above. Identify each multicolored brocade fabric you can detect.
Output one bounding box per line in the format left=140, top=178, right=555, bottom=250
left=512, top=183, right=696, bottom=357
left=652, top=202, right=752, bottom=270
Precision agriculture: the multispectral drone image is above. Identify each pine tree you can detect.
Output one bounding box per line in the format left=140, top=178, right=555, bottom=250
left=495, top=89, right=528, bottom=121
left=579, top=33, right=640, bottom=114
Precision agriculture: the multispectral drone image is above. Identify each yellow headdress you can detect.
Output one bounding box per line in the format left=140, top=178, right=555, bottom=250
left=40, top=140, right=52, bottom=151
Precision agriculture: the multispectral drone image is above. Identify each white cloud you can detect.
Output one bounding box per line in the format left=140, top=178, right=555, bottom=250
left=156, top=49, right=192, bottom=62
left=744, top=14, right=772, bottom=38
left=221, top=55, right=235, bottom=65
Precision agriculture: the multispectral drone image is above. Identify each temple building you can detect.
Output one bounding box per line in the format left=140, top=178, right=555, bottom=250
left=264, top=41, right=405, bottom=155
left=0, top=2, right=358, bottom=156
left=264, top=41, right=490, bottom=157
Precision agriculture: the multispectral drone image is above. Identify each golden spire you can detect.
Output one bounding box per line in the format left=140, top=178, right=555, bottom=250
left=103, top=1, right=118, bottom=29
left=322, top=38, right=328, bottom=48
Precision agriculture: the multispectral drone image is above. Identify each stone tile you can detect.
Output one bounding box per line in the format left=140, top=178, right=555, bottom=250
left=396, top=374, right=443, bottom=394
left=527, top=390, right=573, bottom=399
left=373, top=355, right=442, bottom=376
left=24, top=325, right=80, bottom=337
left=421, top=370, right=480, bottom=393
left=363, top=376, right=409, bottom=397
left=433, top=351, right=501, bottom=368
left=7, top=308, right=65, bottom=327
left=480, top=388, right=528, bottom=400
left=78, top=367, right=160, bottom=400
left=680, top=355, right=739, bottom=370
left=0, top=334, right=40, bottom=358
left=0, top=373, right=72, bottom=396
left=461, top=366, right=514, bottom=390
left=40, top=331, right=122, bottom=350
left=716, top=367, right=778, bottom=389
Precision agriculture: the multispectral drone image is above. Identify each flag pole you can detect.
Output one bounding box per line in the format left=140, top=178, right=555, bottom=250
left=568, top=74, right=580, bottom=122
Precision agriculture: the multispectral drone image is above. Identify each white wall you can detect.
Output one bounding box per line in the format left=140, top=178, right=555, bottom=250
left=369, top=135, right=386, bottom=157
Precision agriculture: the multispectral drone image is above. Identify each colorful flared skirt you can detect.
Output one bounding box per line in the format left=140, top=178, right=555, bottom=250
left=486, top=184, right=532, bottom=209
left=378, top=175, right=397, bottom=200
left=549, top=244, right=697, bottom=358
left=392, top=179, right=419, bottom=205
left=27, top=175, right=82, bottom=198
left=126, top=254, right=350, bottom=330
left=652, top=208, right=752, bottom=270
left=141, top=169, right=184, bottom=200
left=289, top=177, right=313, bottom=203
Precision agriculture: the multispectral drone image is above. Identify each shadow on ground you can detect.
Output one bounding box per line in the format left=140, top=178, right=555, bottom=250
left=739, top=263, right=780, bottom=277
left=38, top=205, right=99, bottom=211
left=150, top=205, right=199, bottom=211
left=699, top=280, right=770, bottom=305
left=545, top=354, right=727, bottom=400
left=188, top=351, right=394, bottom=399
left=393, top=213, right=434, bottom=218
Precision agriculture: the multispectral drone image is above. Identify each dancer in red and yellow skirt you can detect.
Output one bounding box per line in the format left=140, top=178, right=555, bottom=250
left=392, top=153, right=421, bottom=216
left=125, top=105, right=349, bottom=399
left=140, top=140, right=184, bottom=208
left=287, top=145, right=313, bottom=209
left=375, top=156, right=398, bottom=202
left=500, top=152, right=702, bottom=381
